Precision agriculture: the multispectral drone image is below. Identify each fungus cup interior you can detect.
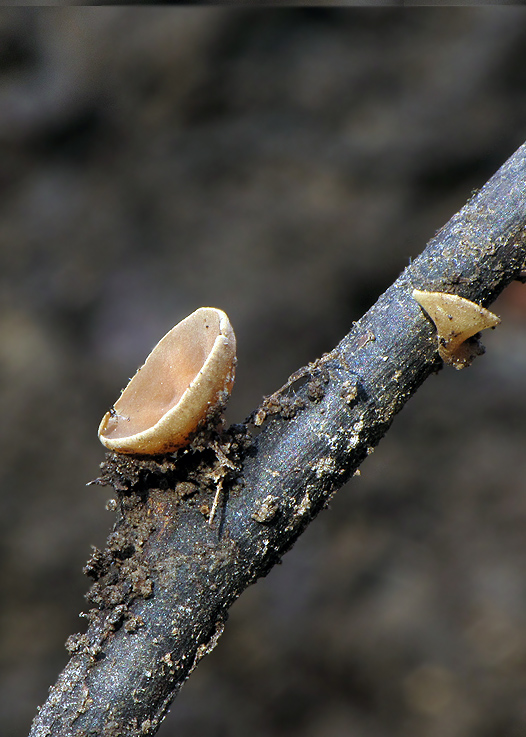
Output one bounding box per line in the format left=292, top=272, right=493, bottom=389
left=99, top=307, right=235, bottom=449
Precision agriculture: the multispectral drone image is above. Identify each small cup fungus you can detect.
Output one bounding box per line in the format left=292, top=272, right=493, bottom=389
left=412, top=289, right=500, bottom=369
left=98, top=307, right=236, bottom=454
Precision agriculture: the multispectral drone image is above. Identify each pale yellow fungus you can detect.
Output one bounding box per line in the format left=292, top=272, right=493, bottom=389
left=98, top=307, right=236, bottom=454
left=412, top=289, right=500, bottom=370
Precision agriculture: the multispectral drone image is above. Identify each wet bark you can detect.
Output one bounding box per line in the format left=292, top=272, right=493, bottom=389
left=29, top=141, right=526, bottom=737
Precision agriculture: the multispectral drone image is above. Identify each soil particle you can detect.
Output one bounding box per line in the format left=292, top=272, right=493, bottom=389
left=253, top=394, right=307, bottom=425
left=251, top=495, right=281, bottom=524
left=306, top=378, right=326, bottom=403
left=83, top=546, right=111, bottom=581
left=340, top=380, right=358, bottom=405
left=124, top=614, right=145, bottom=633
left=175, top=481, right=198, bottom=498
left=65, top=633, right=90, bottom=655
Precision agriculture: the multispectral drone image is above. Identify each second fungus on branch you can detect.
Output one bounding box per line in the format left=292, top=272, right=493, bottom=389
left=412, top=289, right=500, bottom=369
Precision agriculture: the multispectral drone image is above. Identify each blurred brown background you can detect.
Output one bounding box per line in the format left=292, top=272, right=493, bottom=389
left=2, top=8, right=526, bottom=737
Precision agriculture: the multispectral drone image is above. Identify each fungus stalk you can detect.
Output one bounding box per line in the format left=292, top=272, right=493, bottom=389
left=30, top=139, right=526, bottom=737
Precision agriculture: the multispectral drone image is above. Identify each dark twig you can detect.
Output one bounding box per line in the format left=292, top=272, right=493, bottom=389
left=30, top=141, right=526, bottom=737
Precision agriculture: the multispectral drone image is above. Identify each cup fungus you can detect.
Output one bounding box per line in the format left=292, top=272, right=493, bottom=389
left=412, top=289, right=500, bottom=369
left=98, top=307, right=236, bottom=454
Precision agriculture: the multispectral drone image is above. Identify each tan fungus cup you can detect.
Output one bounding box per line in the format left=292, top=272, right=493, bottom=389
left=98, top=307, right=236, bottom=454
left=412, top=289, right=500, bottom=369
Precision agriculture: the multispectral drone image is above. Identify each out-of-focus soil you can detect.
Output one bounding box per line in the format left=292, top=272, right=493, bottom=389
left=2, top=8, right=526, bottom=737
